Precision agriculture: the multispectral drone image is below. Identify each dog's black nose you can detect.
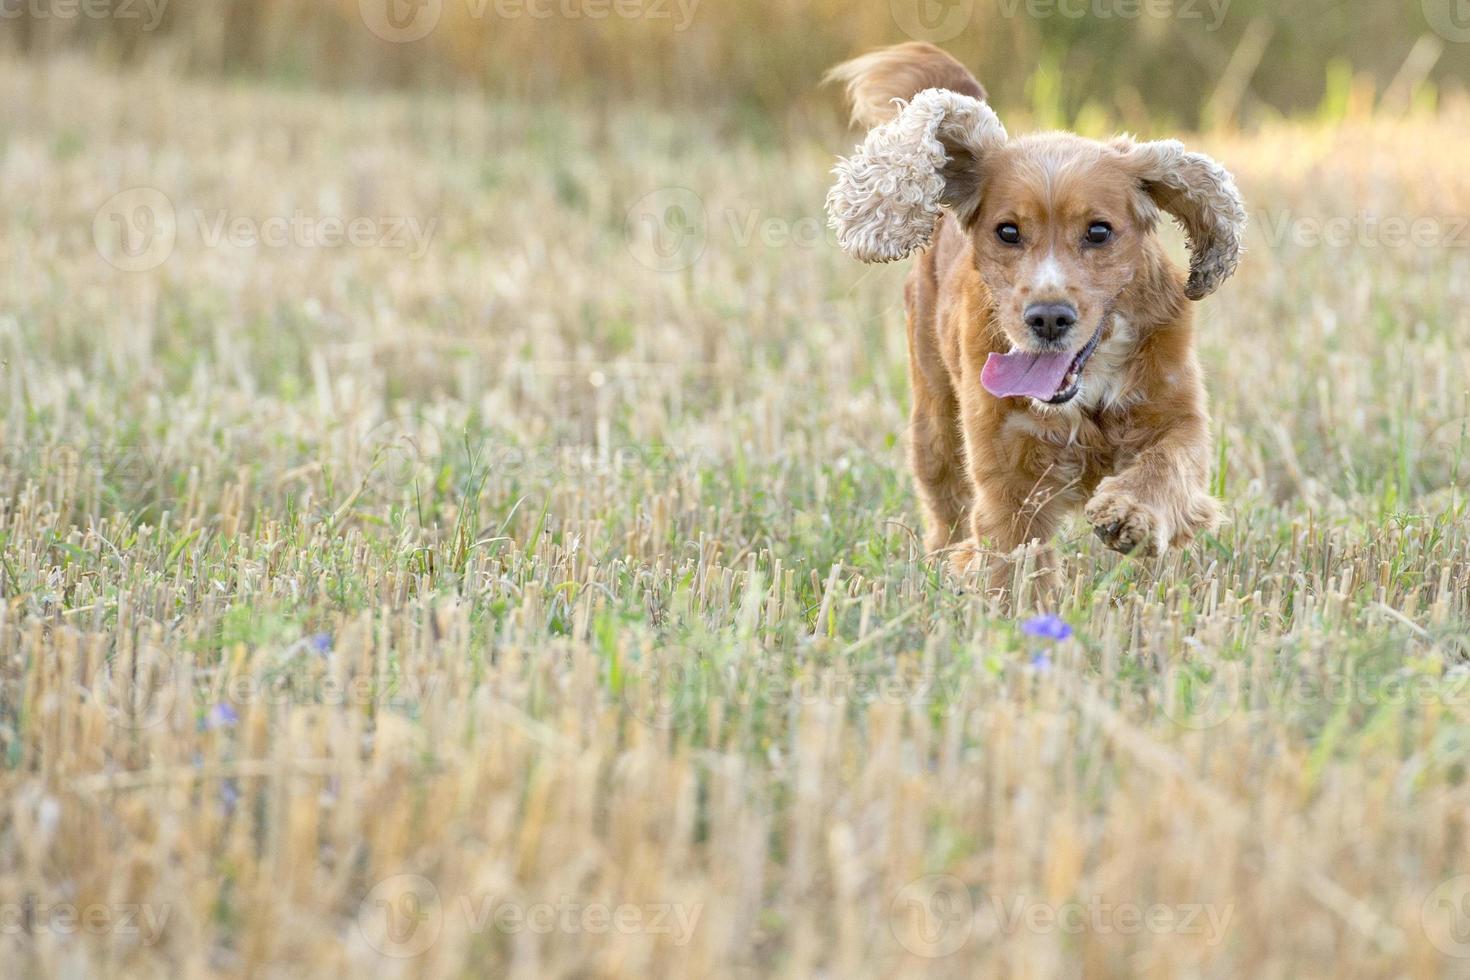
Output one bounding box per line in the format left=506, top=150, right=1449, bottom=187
left=1024, top=303, right=1078, bottom=343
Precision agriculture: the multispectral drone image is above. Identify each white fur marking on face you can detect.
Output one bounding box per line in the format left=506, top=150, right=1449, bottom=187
left=1032, top=252, right=1066, bottom=294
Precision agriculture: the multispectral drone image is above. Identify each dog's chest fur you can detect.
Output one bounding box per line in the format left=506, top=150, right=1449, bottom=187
left=999, top=405, right=1120, bottom=493
left=993, top=317, right=1145, bottom=491
left=1073, top=315, right=1139, bottom=413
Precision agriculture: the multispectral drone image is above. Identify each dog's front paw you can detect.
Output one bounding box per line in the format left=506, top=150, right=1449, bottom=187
left=1085, top=490, right=1165, bottom=557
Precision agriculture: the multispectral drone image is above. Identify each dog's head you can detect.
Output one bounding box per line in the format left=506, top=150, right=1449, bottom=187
left=826, top=89, right=1245, bottom=404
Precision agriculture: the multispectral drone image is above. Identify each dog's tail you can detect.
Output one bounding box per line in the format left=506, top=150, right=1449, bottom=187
left=825, top=42, right=988, bottom=129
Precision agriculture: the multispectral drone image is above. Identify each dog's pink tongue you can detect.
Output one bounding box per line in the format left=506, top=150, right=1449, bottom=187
left=981, top=350, right=1073, bottom=400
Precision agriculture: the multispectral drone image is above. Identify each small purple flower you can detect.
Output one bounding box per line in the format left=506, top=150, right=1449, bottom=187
left=206, top=702, right=240, bottom=730
left=1029, top=652, right=1053, bottom=671
left=1021, top=614, right=1073, bottom=642
left=309, top=633, right=333, bottom=655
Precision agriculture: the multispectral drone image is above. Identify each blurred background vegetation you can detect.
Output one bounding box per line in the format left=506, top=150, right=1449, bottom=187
left=4, top=0, right=1466, bottom=132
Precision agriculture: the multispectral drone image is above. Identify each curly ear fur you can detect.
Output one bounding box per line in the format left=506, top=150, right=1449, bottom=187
left=826, top=89, right=1007, bottom=264
left=1120, top=138, right=1246, bottom=299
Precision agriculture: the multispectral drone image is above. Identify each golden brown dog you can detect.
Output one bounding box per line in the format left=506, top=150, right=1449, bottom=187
left=825, top=43, right=1245, bottom=590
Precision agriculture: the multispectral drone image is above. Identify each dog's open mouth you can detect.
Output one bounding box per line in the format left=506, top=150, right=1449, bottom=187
left=980, top=319, right=1106, bottom=405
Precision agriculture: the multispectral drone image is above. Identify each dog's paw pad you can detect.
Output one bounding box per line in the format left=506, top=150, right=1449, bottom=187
left=1084, top=492, right=1164, bottom=557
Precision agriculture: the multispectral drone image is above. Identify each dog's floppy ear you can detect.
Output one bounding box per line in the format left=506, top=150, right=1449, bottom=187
left=1118, top=138, right=1246, bottom=300
left=826, top=88, right=1007, bottom=264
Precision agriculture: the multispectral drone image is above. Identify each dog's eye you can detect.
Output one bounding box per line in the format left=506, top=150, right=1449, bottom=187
left=1085, top=222, right=1113, bottom=245
left=996, top=223, right=1021, bottom=245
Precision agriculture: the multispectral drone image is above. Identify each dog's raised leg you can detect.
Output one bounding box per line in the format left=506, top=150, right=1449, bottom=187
left=1084, top=411, right=1220, bottom=556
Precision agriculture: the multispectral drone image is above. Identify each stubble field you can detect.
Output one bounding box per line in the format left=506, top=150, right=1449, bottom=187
left=2, top=58, right=1470, bottom=978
